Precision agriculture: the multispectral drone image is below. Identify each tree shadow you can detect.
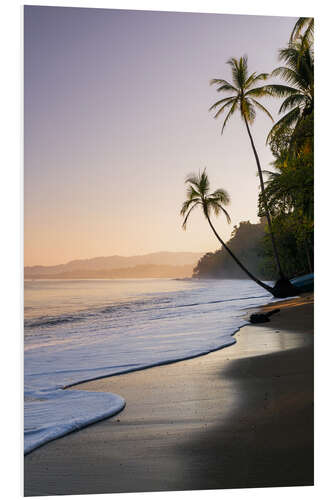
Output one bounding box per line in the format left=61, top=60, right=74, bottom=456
left=175, top=342, right=313, bottom=490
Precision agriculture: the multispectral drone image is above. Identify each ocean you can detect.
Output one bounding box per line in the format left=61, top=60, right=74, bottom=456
left=24, top=278, right=276, bottom=454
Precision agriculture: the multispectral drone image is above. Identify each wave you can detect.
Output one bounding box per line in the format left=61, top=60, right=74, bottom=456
left=24, top=390, right=125, bottom=455
left=25, top=293, right=267, bottom=330
left=24, top=279, right=277, bottom=455
left=25, top=314, right=86, bottom=329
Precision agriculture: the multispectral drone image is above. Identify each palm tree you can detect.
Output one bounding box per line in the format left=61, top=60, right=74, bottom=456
left=209, top=56, right=286, bottom=282
left=265, top=40, right=314, bottom=147
left=181, top=169, right=274, bottom=294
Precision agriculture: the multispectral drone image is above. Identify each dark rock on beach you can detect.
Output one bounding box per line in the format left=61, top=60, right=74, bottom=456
left=250, top=308, right=280, bottom=324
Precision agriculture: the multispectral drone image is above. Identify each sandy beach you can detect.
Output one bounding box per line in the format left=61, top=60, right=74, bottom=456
left=24, top=295, right=313, bottom=496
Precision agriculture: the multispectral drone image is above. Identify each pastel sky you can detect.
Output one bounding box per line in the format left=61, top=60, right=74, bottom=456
left=24, top=6, right=296, bottom=266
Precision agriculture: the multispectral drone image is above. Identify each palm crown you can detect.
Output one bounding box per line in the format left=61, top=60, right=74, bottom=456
left=209, top=55, right=273, bottom=133
left=180, top=170, right=277, bottom=295
left=265, top=39, right=314, bottom=144
left=180, top=170, right=231, bottom=229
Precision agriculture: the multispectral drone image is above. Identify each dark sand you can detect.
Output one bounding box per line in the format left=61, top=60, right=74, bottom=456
left=24, top=295, right=314, bottom=496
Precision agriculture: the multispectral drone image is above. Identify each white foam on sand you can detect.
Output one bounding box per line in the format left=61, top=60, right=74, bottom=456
left=24, top=278, right=277, bottom=454
left=24, top=389, right=125, bottom=455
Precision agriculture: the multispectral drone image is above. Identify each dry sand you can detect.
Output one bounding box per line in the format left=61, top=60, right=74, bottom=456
left=24, top=295, right=314, bottom=496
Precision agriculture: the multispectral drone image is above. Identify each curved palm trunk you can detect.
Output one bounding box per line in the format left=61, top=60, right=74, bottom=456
left=205, top=213, right=274, bottom=295
left=243, top=116, right=285, bottom=279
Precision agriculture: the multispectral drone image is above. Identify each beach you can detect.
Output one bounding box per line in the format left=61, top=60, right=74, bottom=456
left=24, top=294, right=313, bottom=496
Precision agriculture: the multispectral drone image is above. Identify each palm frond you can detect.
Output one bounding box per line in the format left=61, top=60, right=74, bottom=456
left=278, top=47, right=300, bottom=71
left=216, top=84, right=238, bottom=93
left=245, top=85, right=272, bottom=98
left=217, top=204, right=232, bottom=224
left=271, top=66, right=306, bottom=88
left=250, top=98, right=274, bottom=121
left=185, top=172, right=200, bottom=189
left=209, top=79, right=237, bottom=93
left=180, top=199, right=191, bottom=217
left=227, top=55, right=248, bottom=89
left=212, top=99, right=235, bottom=120
left=181, top=201, right=201, bottom=230
left=290, top=17, right=308, bottom=41
left=278, top=93, right=308, bottom=114
left=237, top=55, right=248, bottom=88
left=210, top=200, right=221, bottom=217
left=180, top=197, right=199, bottom=217
left=245, top=72, right=269, bottom=88
left=207, top=199, right=231, bottom=223
left=244, top=71, right=257, bottom=87
left=290, top=17, right=314, bottom=42
left=266, top=107, right=301, bottom=144
left=187, top=183, right=201, bottom=199
left=208, top=96, right=234, bottom=112
left=261, top=170, right=281, bottom=186
left=226, top=57, right=239, bottom=83
left=221, top=98, right=238, bottom=134
left=263, top=84, right=299, bottom=98
left=277, top=43, right=313, bottom=88
left=210, top=188, right=230, bottom=205
left=302, top=19, right=314, bottom=44
left=199, top=168, right=210, bottom=195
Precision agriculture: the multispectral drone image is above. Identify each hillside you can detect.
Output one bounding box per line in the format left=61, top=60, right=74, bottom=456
left=25, top=252, right=204, bottom=279
left=193, top=220, right=270, bottom=280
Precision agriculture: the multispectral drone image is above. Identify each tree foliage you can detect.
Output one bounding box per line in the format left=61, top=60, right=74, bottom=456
left=209, top=56, right=273, bottom=133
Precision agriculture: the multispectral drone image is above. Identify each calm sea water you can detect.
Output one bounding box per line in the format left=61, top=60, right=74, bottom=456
left=24, top=278, right=275, bottom=454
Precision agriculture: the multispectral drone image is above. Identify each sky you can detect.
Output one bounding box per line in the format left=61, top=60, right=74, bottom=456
left=24, top=6, right=296, bottom=266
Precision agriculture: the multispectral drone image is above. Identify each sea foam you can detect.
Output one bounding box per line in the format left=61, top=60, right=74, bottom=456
left=24, top=278, right=276, bottom=454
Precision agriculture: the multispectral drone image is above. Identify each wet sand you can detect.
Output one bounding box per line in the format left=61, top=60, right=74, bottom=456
left=24, top=295, right=314, bottom=496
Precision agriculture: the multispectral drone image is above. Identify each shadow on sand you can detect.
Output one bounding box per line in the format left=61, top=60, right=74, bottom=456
left=176, top=339, right=313, bottom=490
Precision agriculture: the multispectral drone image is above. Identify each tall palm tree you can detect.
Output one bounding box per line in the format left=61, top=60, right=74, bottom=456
left=181, top=170, right=274, bottom=294
left=209, top=56, right=285, bottom=281
left=265, top=40, right=314, bottom=146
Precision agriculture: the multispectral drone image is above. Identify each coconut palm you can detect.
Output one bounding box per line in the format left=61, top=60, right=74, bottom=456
left=209, top=56, right=286, bottom=281
left=181, top=169, right=274, bottom=294
left=265, top=40, right=314, bottom=146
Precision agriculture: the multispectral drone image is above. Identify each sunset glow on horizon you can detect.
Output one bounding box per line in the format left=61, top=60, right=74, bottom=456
left=24, top=6, right=296, bottom=266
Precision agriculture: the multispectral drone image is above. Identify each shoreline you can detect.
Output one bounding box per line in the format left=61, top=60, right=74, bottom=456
left=24, top=294, right=313, bottom=495
left=24, top=281, right=283, bottom=456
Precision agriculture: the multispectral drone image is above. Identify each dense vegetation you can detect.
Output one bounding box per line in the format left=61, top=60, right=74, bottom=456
left=193, top=18, right=314, bottom=282
left=193, top=220, right=267, bottom=279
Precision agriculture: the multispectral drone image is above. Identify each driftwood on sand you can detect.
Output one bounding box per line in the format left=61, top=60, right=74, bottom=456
left=249, top=308, right=281, bottom=324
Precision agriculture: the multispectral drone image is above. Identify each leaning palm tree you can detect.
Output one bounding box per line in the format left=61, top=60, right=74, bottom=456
left=265, top=39, right=314, bottom=147
left=181, top=169, right=274, bottom=295
left=209, top=56, right=286, bottom=284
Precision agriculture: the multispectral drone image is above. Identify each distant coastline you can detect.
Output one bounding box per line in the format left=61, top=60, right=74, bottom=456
left=24, top=264, right=196, bottom=280
left=24, top=251, right=204, bottom=280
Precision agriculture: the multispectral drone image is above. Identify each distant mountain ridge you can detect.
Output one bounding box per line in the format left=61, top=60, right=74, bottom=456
left=25, top=252, right=204, bottom=279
